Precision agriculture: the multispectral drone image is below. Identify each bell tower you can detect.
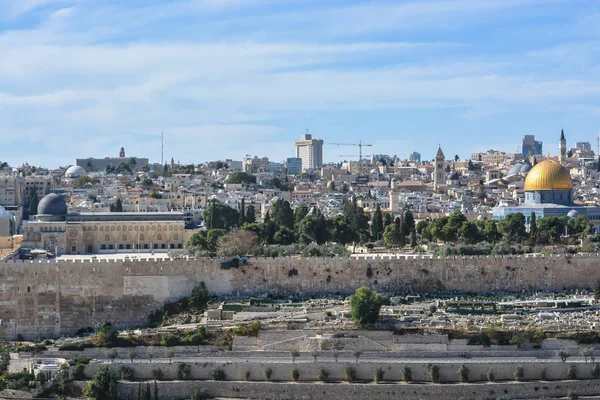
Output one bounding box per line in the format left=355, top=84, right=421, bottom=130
left=559, top=129, right=566, bottom=165
left=433, top=145, right=446, bottom=190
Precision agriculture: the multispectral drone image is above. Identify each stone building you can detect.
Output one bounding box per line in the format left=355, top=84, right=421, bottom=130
left=22, top=194, right=187, bottom=255
left=493, top=159, right=600, bottom=225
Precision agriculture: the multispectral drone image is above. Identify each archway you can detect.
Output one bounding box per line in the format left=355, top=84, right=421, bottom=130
left=87, top=245, right=93, bottom=254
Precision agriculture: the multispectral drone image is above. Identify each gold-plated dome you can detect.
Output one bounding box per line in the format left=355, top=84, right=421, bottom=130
left=523, top=159, right=572, bottom=191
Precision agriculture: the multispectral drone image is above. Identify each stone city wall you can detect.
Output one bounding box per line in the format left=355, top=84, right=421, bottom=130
left=114, top=380, right=600, bottom=400
left=1, top=253, right=600, bottom=339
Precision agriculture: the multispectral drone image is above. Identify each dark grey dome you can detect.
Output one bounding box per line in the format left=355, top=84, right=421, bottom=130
left=37, top=193, right=67, bottom=216
left=448, top=172, right=459, bottom=180
left=520, top=163, right=532, bottom=174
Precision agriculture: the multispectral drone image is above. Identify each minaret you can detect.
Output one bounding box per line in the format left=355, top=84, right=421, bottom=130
left=433, top=145, right=446, bottom=190
left=559, top=129, right=566, bottom=164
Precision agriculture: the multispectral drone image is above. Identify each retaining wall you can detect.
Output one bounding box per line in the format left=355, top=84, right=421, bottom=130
left=2, top=254, right=600, bottom=339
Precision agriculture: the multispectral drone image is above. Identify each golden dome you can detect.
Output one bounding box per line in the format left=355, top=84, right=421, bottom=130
left=523, top=159, right=572, bottom=191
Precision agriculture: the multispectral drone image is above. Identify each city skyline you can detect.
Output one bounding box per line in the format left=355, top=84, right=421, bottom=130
left=1, top=0, right=599, bottom=167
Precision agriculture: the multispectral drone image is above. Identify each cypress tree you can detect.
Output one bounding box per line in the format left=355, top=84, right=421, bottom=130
left=529, top=212, right=538, bottom=244
left=371, top=204, right=384, bottom=240
left=239, top=198, right=245, bottom=226
left=404, top=210, right=415, bottom=235
left=245, top=204, right=256, bottom=224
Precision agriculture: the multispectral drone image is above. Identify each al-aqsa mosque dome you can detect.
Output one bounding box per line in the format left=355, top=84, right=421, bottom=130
left=524, top=159, right=572, bottom=191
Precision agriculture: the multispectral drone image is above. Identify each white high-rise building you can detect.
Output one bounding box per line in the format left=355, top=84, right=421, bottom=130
left=294, top=133, right=323, bottom=171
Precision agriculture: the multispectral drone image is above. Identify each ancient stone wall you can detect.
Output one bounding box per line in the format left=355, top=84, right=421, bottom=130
left=1, top=253, right=599, bottom=339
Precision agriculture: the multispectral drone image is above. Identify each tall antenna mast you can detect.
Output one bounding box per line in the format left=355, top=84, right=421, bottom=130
left=161, top=132, right=164, bottom=166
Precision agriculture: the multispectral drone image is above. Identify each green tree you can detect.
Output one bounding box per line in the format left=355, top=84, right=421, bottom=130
left=203, top=201, right=240, bottom=230
left=536, top=216, right=567, bottom=244
left=342, top=198, right=369, bottom=243
left=111, top=198, right=123, bottom=213
left=383, top=223, right=403, bottom=248
left=467, top=160, right=474, bottom=170
left=186, top=230, right=208, bottom=252
left=371, top=204, right=384, bottom=240
left=245, top=204, right=256, bottom=224
left=206, top=228, right=228, bottom=251
left=272, top=227, right=295, bottom=245
left=238, top=198, right=245, bottom=227
left=84, top=365, right=118, bottom=400
left=329, top=215, right=358, bottom=245
left=383, top=212, right=392, bottom=229
left=188, top=282, right=210, bottom=312
left=484, top=220, right=501, bottom=243
left=226, top=171, right=256, bottom=184
left=498, top=213, right=527, bottom=243
left=270, top=199, right=294, bottom=230
left=349, top=287, right=383, bottom=326
left=298, top=212, right=328, bottom=244
left=459, top=221, right=479, bottom=244
left=403, top=210, right=415, bottom=235
left=529, top=212, right=538, bottom=244
left=293, top=204, right=309, bottom=229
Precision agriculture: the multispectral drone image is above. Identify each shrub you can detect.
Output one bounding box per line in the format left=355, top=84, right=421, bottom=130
left=212, top=368, right=226, bottom=381
left=292, top=368, right=300, bottom=381
left=190, top=388, right=211, bottom=400
left=290, top=350, right=300, bottom=363
left=429, top=364, right=440, bottom=383
left=374, top=367, right=384, bottom=383
left=353, top=350, right=363, bottom=363
left=567, top=365, right=577, bottom=380
left=73, top=364, right=86, bottom=380
left=232, top=320, right=261, bottom=337
left=333, top=351, right=340, bottom=362
left=402, top=366, right=412, bottom=383
left=84, top=365, right=117, bottom=400
left=538, top=367, right=547, bottom=380
left=178, top=363, right=192, bottom=379
left=71, top=357, right=91, bottom=365
left=514, top=365, right=524, bottom=381
left=592, top=363, right=600, bottom=378
left=264, top=368, right=273, bottom=381
left=310, top=350, right=320, bottom=362
left=164, top=349, right=175, bottom=364
left=36, top=371, right=47, bottom=385
left=244, top=370, right=251, bottom=381
left=317, top=368, right=329, bottom=382
left=559, top=350, right=571, bottom=362
left=152, top=369, right=164, bottom=380
left=458, top=364, right=469, bottom=382
left=106, top=348, right=118, bottom=363
left=160, top=334, right=180, bottom=347
left=487, top=368, right=494, bottom=382
left=120, top=367, right=134, bottom=381
left=128, top=348, right=137, bottom=363
left=345, top=366, right=357, bottom=382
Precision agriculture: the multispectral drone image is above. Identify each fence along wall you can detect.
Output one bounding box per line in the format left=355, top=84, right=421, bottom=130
left=1, top=254, right=599, bottom=339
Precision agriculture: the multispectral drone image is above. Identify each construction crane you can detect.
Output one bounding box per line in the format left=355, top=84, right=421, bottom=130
left=330, top=141, right=373, bottom=161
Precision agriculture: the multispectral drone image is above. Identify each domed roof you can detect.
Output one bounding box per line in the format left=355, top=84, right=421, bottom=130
left=37, top=193, right=68, bottom=216
left=507, top=163, right=524, bottom=176
left=448, top=171, right=459, bottom=180
left=567, top=209, right=579, bottom=218
left=0, top=206, right=11, bottom=219
left=524, top=160, right=573, bottom=191
left=520, top=163, right=532, bottom=174
left=65, top=165, right=86, bottom=178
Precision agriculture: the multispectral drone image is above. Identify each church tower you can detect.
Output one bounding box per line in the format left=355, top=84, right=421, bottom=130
left=559, top=129, right=566, bottom=165
left=433, top=145, right=446, bottom=190
left=119, top=147, right=125, bottom=158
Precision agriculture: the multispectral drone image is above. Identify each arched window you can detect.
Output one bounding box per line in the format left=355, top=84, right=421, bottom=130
left=100, top=226, right=104, bottom=231
left=152, top=226, right=156, bottom=231
left=117, top=226, right=121, bottom=231
left=105, top=235, right=110, bottom=242
left=111, top=226, right=115, bottom=231
left=158, top=225, right=161, bottom=231
left=128, top=226, right=132, bottom=231
left=157, top=234, right=162, bottom=241
left=140, top=234, right=145, bottom=241
left=122, top=234, right=127, bottom=241
left=174, top=234, right=179, bottom=241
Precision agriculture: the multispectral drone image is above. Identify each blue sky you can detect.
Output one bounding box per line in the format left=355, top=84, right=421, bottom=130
left=1, top=0, right=599, bottom=168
